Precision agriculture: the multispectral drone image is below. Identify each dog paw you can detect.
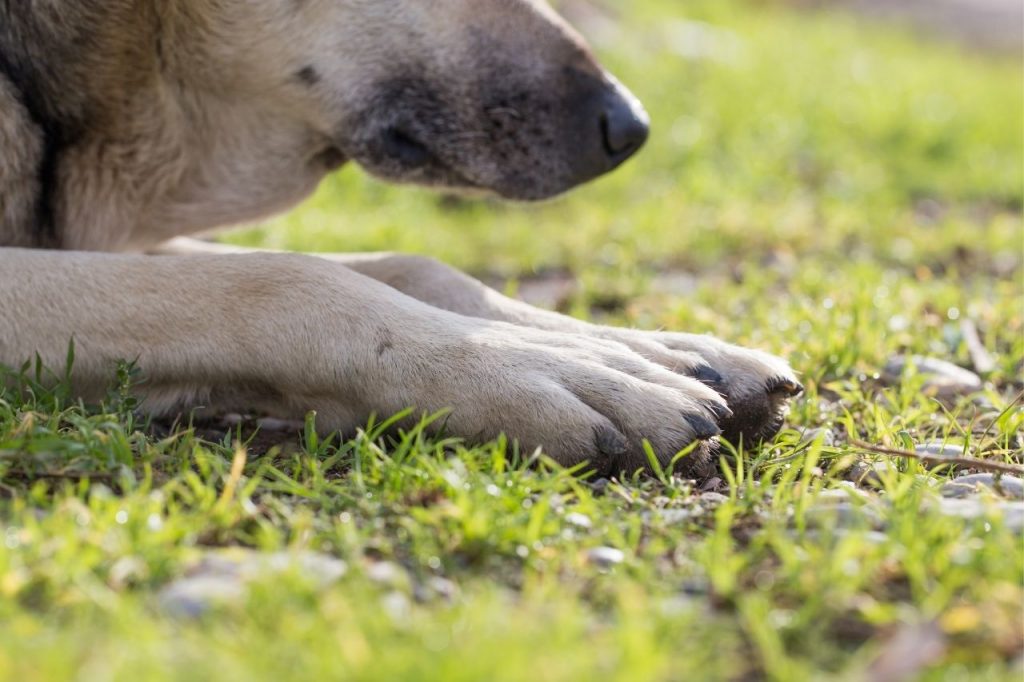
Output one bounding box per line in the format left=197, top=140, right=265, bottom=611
left=373, top=325, right=731, bottom=477
left=594, top=330, right=803, bottom=445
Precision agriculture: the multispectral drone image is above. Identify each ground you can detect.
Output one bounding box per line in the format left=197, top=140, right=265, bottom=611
left=1, top=1, right=1021, bottom=680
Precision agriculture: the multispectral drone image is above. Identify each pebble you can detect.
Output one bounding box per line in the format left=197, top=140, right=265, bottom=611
left=412, top=576, right=460, bottom=603
left=221, top=413, right=246, bottom=426
left=585, top=546, right=625, bottom=568
left=941, top=474, right=1024, bottom=500
left=654, top=507, right=704, bottom=524
left=797, top=428, right=837, bottom=447
left=934, top=499, right=1024, bottom=533
left=698, top=492, right=730, bottom=505
left=700, top=477, right=724, bottom=492
left=564, top=512, right=593, bottom=529
left=159, top=574, right=246, bottom=618
left=218, top=414, right=304, bottom=432
left=805, top=502, right=886, bottom=529
left=159, top=549, right=347, bottom=617
left=365, top=560, right=408, bottom=587
left=817, top=488, right=856, bottom=502
left=425, top=576, right=459, bottom=602
left=381, top=590, right=411, bottom=621
left=883, top=355, right=982, bottom=398
left=256, top=417, right=303, bottom=432
left=917, top=441, right=967, bottom=459
left=844, top=459, right=896, bottom=488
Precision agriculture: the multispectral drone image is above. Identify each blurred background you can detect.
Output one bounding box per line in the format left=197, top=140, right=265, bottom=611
left=226, top=0, right=1023, bottom=389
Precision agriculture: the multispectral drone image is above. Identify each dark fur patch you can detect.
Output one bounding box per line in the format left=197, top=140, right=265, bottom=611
left=1, top=2, right=160, bottom=248
left=0, top=48, right=62, bottom=247
left=295, top=65, right=320, bottom=86
left=376, top=329, right=395, bottom=356
left=314, top=146, right=347, bottom=170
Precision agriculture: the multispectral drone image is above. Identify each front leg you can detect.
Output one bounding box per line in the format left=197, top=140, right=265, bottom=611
left=321, top=250, right=804, bottom=444
left=156, top=240, right=803, bottom=445
left=1, top=248, right=728, bottom=476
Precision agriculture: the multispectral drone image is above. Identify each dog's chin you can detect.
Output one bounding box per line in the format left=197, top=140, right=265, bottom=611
left=358, top=159, right=485, bottom=195
left=359, top=158, right=577, bottom=203
left=344, top=125, right=581, bottom=201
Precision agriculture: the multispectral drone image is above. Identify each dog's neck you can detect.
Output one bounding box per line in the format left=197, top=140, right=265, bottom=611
left=0, top=2, right=160, bottom=249
left=0, top=3, right=329, bottom=252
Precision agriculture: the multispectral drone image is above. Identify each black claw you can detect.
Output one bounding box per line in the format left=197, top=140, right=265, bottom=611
left=687, top=413, right=721, bottom=441
left=594, top=425, right=629, bottom=457
left=766, top=375, right=804, bottom=397
left=691, top=364, right=724, bottom=387
left=707, top=401, right=733, bottom=421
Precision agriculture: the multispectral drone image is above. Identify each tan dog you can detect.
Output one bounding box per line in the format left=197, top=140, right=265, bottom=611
left=0, top=0, right=801, bottom=476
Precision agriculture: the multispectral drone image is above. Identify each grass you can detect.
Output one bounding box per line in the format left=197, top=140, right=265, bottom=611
left=2, top=0, right=1022, bottom=679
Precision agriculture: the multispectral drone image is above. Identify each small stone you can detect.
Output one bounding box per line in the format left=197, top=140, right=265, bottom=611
left=844, top=459, right=896, bottom=488
left=564, top=512, right=593, bottom=529
left=425, top=576, right=459, bottom=601
left=805, top=502, right=885, bottom=529
left=657, top=507, right=704, bottom=524
left=798, top=428, right=836, bottom=447
left=365, top=561, right=407, bottom=586
left=159, top=575, right=245, bottom=618
left=941, top=474, right=1024, bottom=500
left=857, top=530, right=890, bottom=545
left=256, top=417, right=303, bottom=432
left=698, top=492, right=729, bottom=505
left=700, top=477, right=724, bottom=492
left=158, top=549, right=346, bottom=617
left=883, top=355, right=982, bottom=398
left=934, top=499, right=1024, bottom=533
left=586, top=546, right=625, bottom=568
left=917, top=441, right=967, bottom=459
left=658, top=594, right=699, bottom=615
left=803, top=529, right=889, bottom=545
left=817, top=488, right=854, bottom=502
left=221, top=413, right=245, bottom=426
left=381, top=590, right=411, bottom=621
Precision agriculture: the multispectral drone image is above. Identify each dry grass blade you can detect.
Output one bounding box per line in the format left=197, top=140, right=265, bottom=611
left=960, top=319, right=996, bottom=374
left=850, top=439, right=1024, bottom=475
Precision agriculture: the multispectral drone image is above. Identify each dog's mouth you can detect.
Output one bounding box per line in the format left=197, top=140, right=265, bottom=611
left=339, top=124, right=483, bottom=193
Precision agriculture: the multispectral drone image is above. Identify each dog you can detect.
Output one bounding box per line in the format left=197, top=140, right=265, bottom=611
left=0, top=0, right=802, bottom=477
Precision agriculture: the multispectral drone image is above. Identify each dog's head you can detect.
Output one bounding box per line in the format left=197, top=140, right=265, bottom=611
left=222, top=0, right=648, bottom=202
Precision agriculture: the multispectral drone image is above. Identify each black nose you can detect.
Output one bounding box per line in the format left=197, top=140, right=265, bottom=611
left=601, top=91, right=650, bottom=164
left=567, top=77, right=650, bottom=187
left=527, top=71, right=651, bottom=198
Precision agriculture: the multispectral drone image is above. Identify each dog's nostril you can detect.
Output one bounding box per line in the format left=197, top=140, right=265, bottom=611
left=382, top=127, right=433, bottom=168
left=600, top=93, right=650, bottom=162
